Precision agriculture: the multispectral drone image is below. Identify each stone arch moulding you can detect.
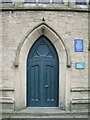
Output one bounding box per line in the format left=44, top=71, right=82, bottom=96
left=14, top=22, right=71, bottom=110
left=14, top=22, right=71, bottom=67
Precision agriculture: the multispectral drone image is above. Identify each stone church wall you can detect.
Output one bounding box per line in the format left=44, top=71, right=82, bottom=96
left=0, top=9, right=89, bottom=111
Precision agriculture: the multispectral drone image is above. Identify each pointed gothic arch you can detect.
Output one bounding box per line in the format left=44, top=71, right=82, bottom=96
left=14, top=22, right=71, bottom=110
left=14, top=22, right=71, bottom=67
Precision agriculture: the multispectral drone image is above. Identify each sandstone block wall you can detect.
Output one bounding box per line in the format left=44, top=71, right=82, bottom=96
left=0, top=10, right=89, bottom=111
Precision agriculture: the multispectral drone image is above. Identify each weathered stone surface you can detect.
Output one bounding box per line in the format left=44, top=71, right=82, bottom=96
left=0, top=8, right=88, bottom=112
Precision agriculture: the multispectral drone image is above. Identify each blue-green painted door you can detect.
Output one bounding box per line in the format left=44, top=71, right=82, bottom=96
left=27, top=35, right=59, bottom=107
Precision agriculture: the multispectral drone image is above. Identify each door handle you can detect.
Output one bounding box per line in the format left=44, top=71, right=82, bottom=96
left=45, top=85, right=48, bottom=88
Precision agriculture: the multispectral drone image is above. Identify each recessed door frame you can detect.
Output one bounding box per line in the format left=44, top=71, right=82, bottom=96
left=14, top=23, right=71, bottom=110
left=27, top=36, right=59, bottom=107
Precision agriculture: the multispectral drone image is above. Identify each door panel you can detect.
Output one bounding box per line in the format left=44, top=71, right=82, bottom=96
left=27, top=61, right=43, bottom=107
left=27, top=35, right=59, bottom=107
left=43, top=61, right=58, bottom=107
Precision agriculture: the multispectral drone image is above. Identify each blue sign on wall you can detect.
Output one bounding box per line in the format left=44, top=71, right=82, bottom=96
left=75, top=62, right=85, bottom=69
left=74, top=39, right=84, bottom=52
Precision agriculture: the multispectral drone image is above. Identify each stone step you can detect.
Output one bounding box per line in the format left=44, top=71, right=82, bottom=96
left=1, top=109, right=89, bottom=119
left=1, top=116, right=89, bottom=120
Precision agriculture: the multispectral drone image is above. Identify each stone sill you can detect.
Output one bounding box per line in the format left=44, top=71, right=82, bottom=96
left=0, top=3, right=89, bottom=11
left=71, top=99, right=90, bottom=104
left=0, top=100, right=14, bottom=104
left=0, top=87, right=14, bottom=91
left=0, top=97, right=14, bottom=104
left=71, top=87, right=90, bottom=92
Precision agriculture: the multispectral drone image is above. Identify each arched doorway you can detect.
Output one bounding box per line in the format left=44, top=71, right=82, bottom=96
left=27, top=35, right=59, bottom=107
left=14, top=23, right=71, bottom=110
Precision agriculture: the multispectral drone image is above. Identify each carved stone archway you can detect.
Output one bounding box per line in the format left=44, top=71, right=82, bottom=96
left=14, top=22, right=71, bottom=110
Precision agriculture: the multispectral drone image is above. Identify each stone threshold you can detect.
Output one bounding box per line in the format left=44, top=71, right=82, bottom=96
left=20, top=108, right=65, bottom=114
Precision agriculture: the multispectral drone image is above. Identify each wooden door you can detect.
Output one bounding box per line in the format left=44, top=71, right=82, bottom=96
left=27, top=35, right=59, bottom=107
